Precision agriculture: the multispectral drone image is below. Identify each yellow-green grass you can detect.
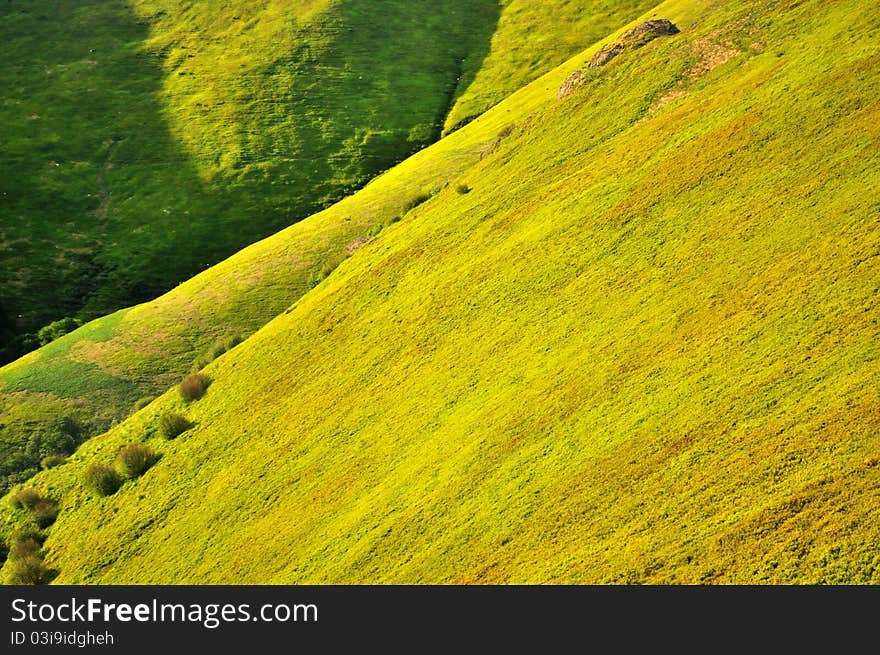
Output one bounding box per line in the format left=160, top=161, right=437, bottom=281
left=0, top=2, right=602, bottom=495
left=3, top=0, right=880, bottom=583
left=0, top=0, right=664, bottom=491
left=444, top=0, right=658, bottom=134
left=0, top=0, right=499, bottom=359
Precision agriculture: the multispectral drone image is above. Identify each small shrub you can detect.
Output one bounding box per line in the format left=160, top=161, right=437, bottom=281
left=84, top=464, right=122, bottom=497
left=40, top=454, right=66, bottom=469
left=190, top=354, right=212, bottom=372
left=160, top=412, right=190, bottom=439
left=9, top=537, right=41, bottom=560
left=117, top=444, right=154, bottom=479
left=179, top=373, right=210, bottom=402
left=14, top=528, right=45, bottom=546
left=367, top=223, right=385, bottom=238
left=225, top=334, right=244, bottom=350
left=209, top=341, right=228, bottom=360
left=10, top=488, right=41, bottom=510
left=132, top=396, right=155, bottom=412
left=31, top=500, right=59, bottom=529
left=7, top=555, right=52, bottom=585
left=401, top=192, right=432, bottom=214
left=0, top=537, right=8, bottom=565
left=456, top=183, right=471, bottom=195
left=307, top=264, right=336, bottom=289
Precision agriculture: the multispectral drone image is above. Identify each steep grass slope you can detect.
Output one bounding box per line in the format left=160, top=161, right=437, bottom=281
left=444, top=0, right=657, bottom=133
left=0, top=31, right=552, bottom=494
left=0, top=1, right=659, bottom=492
left=0, top=0, right=498, bottom=359
left=3, top=0, right=879, bottom=584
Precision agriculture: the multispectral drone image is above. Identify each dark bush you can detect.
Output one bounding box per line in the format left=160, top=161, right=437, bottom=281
left=456, top=183, right=471, bottom=195
left=401, top=192, right=432, bottom=214
left=14, top=528, right=45, bottom=546
left=9, top=536, right=41, bottom=560
left=209, top=341, right=228, bottom=360
left=0, top=537, right=7, bottom=565
left=9, top=488, right=41, bottom=510
left=84, top=464, right=122, bottom=497
left=40, top=454, right=66, bottom=469
left=225, top=334, right=244, bottom=350
left=117, top=444, right=154, bottom=479
left=31, top=500, right=59, bottom=529
left=160, top=412, right=191, bottom=439
left=7, top=555, right=52, bottom=585
left=132, top=396, right=155, bottom=413
left=179, top=373, right=210, bottom=402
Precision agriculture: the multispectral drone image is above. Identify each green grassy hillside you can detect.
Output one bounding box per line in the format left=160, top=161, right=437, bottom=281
left=0, top=28, right=556, bottom=495
left=443, top=0, right=657, bottom=133
left=0, top=0, right=658, bottom=493
left=0, top=0, right=499, bottom=361
left=3, top=0, right=879, bottom=584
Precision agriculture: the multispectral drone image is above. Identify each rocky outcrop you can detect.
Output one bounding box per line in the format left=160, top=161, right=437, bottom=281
left=558, top=19, right=680, bottom=100
left=590, top=19, right=680, bottom=68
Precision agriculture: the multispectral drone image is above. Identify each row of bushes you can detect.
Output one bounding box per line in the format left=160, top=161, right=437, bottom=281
left=9, top=488, right=59, bottom=529
left=2, top=372, right=210, bottom=582
left=84, top=444, right=156, bottom=498
left=6, top=490, right=58, bottom=584
left=3, top=528, right=54, bottom=584
left=83, top=373, right=209, bottom=497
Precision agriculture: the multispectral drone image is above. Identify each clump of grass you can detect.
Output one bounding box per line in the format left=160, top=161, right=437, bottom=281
left=117, top=445, right=155, bottom=479
left=160, top=412, right=191, bottom=439
left=402, top=192, right=432, bottom=214
left=84, top=465, right=122, bottom=497
left=179, top=373, right=211, bottom=402
left=7, top=556, right=52, bottom=585
left=456, top=183, right=471, bottom=194
left=40, top=454, right=66, bottom=469
left=9, top=488, right=41, bottom=510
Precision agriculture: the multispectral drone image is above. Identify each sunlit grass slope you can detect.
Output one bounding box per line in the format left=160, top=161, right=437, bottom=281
left=4, top=0, right=880, bottom=583
left=0, top=0, right=498, bottom=357
left=444, top=0, right=657, bottom=133
left=0, top=7, right=577, bottom=494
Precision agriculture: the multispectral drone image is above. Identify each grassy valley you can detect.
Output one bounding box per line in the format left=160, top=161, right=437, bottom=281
left=0, top=0, right=498, bottom=361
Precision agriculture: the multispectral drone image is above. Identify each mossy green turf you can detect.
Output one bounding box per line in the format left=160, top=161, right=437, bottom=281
left=0, top=0, right=499, bottom=355
left=0, top=0, right=654, bottom=492
left=3, top=0, right=880, bottom=583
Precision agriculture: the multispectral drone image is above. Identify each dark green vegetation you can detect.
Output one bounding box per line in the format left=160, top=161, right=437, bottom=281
left=117, top=444, right=154, bottom=479
left=0, top=0, right=502, bottom=361
left=1, top=0, right=879, bottom=584
left=83, top=465, right=121, bottom=497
